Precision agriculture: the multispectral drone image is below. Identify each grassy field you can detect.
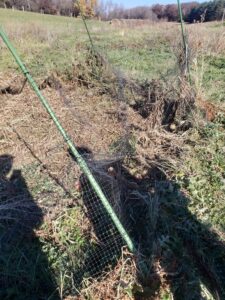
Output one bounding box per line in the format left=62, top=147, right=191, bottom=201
left=0, top=9, right=178, bottom=82
left=0, top=8, right=225, bottom=300
left=1, top=9, right=224, bottom=98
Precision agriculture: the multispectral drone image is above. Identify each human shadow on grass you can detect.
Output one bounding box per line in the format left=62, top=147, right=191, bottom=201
left=70, top=148, right=225, bottom=299
left=0, top=154, right=59, bottom=300
left=133, top=166, right=225, bottom=300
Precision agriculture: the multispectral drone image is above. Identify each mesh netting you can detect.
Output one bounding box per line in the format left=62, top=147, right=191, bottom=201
left=72, top=154, right=126, bottom=280
left=0, top=64, right=145, bottom=292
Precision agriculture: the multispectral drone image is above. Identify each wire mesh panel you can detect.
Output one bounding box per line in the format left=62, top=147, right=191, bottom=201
left=0, top=28, right=155, bottom=297
left=71, top=153, right=129, bottom=282
left=0, top=57, right=158, bottom=299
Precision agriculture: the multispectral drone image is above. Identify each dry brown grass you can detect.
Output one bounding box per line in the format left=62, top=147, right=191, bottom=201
left=187, top=22, right=225, bottom=56
left=75, top=248, right=136, bottom=300
left=0, top=72, right=123, bottom=167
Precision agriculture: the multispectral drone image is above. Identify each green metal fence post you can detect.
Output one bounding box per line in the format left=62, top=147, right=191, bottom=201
left=177, top=0, right=191, bottom=82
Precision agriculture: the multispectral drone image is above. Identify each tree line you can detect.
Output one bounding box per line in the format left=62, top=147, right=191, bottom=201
left=0, top=0, right=224, bottom=22
left=0, top=0, right=98, bottom=17
left=185, top=0, right=225, bottom=22
left=106, top=0, right=225, bottom=23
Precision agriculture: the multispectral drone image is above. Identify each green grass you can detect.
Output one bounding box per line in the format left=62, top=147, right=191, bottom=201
left=162, top=116, right=225, bottom=298
left=105, top=46, right=175, bottom=80
left=0, top=9, right=92, bottom=76
left=177, top=118, right=225, bottom=230
left=1, top=8, right=224, bottom=95
left=202, top=56, right=225, bottom=103
left=142, top=115, right=225, bottom=298
left=0, top=8, right=176, bottom=80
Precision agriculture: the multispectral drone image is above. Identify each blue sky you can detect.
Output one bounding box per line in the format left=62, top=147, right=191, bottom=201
left=112, top=0, right=199, bottom=8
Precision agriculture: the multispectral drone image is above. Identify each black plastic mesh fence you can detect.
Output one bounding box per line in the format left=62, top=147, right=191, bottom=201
left=0, top=63, right=147, bottom=291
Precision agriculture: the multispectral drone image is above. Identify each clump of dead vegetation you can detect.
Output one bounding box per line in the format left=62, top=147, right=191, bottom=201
left=66, top=48, right=225, bottom=299
left=69, top=49, right=196, bottom=170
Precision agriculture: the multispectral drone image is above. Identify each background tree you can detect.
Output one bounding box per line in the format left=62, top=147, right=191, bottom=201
left=74, top=0, right=97, bottom=18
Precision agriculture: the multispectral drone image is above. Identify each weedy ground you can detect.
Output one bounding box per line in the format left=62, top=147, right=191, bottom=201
left=0, top=8, right=225, bottom=300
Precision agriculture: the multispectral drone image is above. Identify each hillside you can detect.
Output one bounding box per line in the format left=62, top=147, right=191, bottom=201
left=0, top=8, right=225, bottom=300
